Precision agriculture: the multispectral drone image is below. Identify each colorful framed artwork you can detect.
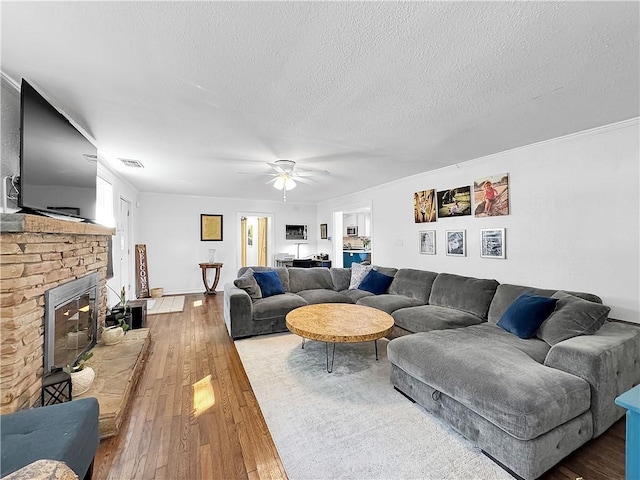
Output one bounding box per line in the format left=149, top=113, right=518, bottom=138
left=414, top=189, right=437, bottom=223
left=201, top=214, right=223, bottom=241
left=320, top=223, right=328, bottom=239
left=419, top=230, right=436, bottom=255
left=480, top=228, right=506, bottom=259
left=437, top=186, right=472, bottom=218
left=445, top=230, right=466, bottom=257
left=474, top=173, right=510, bottom=217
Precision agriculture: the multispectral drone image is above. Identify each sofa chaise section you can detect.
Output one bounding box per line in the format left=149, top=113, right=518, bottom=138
left=388, top=283, right=640, bottom=479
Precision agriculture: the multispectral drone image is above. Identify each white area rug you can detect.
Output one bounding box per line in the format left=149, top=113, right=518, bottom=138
left=146, top=295, right=185, bottom=315
left=235, top=333, right=513, bottom=480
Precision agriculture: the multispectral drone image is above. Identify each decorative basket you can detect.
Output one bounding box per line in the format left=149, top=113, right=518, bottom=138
left=71, top=367, right=95, bottom=397
left=150, top=288, right=163, bottom=298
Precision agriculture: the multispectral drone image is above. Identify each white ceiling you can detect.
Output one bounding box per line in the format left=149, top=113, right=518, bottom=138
left=2, top=1, right=638, bottom=204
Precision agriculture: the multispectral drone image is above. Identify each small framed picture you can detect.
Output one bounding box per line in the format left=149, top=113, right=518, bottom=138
left=201, top=214, right=223, bottom=241
left=445, top=230, right=466, bottom=257
left=419, top=230, right=436, bottom=255
left=320, top=223, right=328, bottom=239
left=480, top=228, right=506, bottom=259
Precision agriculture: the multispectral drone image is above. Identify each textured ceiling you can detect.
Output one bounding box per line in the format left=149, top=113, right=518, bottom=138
left=2, top=1, right=638, bottom=203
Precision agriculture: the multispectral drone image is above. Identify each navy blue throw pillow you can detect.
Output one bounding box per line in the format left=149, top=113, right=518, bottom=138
left=358, top=269, right=394, bottom=295
left=497, top=293, right=558, bottom=339
left=253, top=271, right=285, bottom=298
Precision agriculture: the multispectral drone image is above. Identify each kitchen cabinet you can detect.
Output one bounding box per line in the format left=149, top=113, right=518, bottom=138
left=343, top=250, right=371, bottom=267
left=343, top=213, right=371, bottom=237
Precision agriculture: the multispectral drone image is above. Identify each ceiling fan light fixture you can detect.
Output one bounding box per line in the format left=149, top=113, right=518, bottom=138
left=273, top=175, right=296, bottom=191
left=284, top=177, right=296, bottom=190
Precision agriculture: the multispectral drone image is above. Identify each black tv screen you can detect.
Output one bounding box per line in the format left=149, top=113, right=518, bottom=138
left=19, top=79, right=97, bottom=221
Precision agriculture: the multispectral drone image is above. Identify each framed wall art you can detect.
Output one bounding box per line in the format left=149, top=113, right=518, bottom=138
left=419, top=230, right=436, bottom=255
left=437, top=186, right=472, bottom=218
left=320, top=223, right=328, bottom=239
left=285, top=224, right=307, bottom=240
left=474, top=173, right=510, bottom=217
left=445, top=230, right=466, bottom=257
left=201, top=214, right=223, bottom=241
left=480, top=228, right=506, bottom=259
left=414, top=189, right=437, bottom=223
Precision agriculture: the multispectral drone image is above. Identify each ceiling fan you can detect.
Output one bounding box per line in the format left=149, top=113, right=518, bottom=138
left=239, top=159, right=329, bottom=201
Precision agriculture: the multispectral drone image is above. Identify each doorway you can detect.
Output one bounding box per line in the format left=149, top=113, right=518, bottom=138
left=333, top=204, right=372, bottom=267
left=118, top=198, right=132, bottom=299
left=238, top=213, right=274, bottom=269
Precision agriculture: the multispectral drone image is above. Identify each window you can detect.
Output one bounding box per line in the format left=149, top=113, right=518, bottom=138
left=96, top=177, right=114, bottom=227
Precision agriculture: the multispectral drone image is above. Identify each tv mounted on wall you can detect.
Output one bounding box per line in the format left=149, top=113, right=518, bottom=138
left=19, top=79, right=97, bottom=222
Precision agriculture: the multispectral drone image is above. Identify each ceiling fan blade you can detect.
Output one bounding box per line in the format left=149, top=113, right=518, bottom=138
left=237, top=171, right=278, bottom=176
left=266, top=162, right=286, bottom=173
left=265, top=177, right=278, bottom=185
left=295, top=169, right=330, bottom=177
left=294, top=176, right=316, bottom=185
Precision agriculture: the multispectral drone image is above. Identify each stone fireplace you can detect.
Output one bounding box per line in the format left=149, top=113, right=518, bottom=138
left=0, top=213, right=115, bottom=413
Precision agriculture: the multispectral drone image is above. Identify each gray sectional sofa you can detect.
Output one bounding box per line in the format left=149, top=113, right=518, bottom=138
left=224, top=265, right=640, bottom=479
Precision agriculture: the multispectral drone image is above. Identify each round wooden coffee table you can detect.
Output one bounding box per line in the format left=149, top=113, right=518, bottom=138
left=286, top=303, right=394, bottom=373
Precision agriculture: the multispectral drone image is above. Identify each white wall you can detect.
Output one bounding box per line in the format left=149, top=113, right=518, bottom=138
left=135, top=193, right=317, bottom=294
left=318, top=119, right=640, bottom=323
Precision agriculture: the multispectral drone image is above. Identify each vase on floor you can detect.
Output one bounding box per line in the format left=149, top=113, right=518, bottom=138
left=70, top=367, right=95, bottom=397
left=102, top=326, right=124, bottom=345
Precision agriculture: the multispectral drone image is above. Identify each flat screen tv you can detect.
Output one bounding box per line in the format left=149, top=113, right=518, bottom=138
left=19, top=79, right=97, bottom=222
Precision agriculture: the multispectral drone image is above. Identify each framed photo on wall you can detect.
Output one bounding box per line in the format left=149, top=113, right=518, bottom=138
left=285, top=224, right=307, bottom=240
left=437, top=186, right=472, bottom=219
left=414, top=189, right=437, bottom=223
left=320, top=223, right=328, bottom=239
left=474, top=173, right=510, bottom=217
left=419, top=230, right=436, bottom=255
left=201, top=214, right=223, bottom=241
left=445, top=230, right=466, bottom=257
left=480, top=228, right=506, bottom=259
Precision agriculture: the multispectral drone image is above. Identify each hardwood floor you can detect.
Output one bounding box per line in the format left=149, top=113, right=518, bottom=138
left=94, top=294, right=286, bottom=480
left=94, top=293, right=626, bottom=480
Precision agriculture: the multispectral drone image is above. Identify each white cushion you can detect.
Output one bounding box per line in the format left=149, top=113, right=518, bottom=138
left=348, top=263, right=372, bottom=289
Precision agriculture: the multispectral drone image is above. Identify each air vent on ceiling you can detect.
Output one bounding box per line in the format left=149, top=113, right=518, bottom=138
left=119, top=158, right=145, bottom=169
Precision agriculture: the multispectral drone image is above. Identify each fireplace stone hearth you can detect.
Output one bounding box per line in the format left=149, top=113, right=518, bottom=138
left=0, top=213, right=115, bottom=413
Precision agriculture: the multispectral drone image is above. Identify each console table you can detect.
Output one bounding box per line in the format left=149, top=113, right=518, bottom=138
left=199, top=262, right=223, bottom=295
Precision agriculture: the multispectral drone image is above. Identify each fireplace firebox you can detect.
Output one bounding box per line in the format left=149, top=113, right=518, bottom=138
left=44, top=273, right=99, bottom=374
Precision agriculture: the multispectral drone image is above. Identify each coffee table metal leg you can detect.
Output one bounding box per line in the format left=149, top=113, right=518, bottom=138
left=375, top=339, right=379, bottom=360
left=325, top=342, right=336, bottom=373
left=301, top=338, right=305, bottom=349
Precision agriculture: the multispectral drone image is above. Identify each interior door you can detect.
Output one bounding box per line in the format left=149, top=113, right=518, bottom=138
left=118, top=198, right=131, bottom=299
